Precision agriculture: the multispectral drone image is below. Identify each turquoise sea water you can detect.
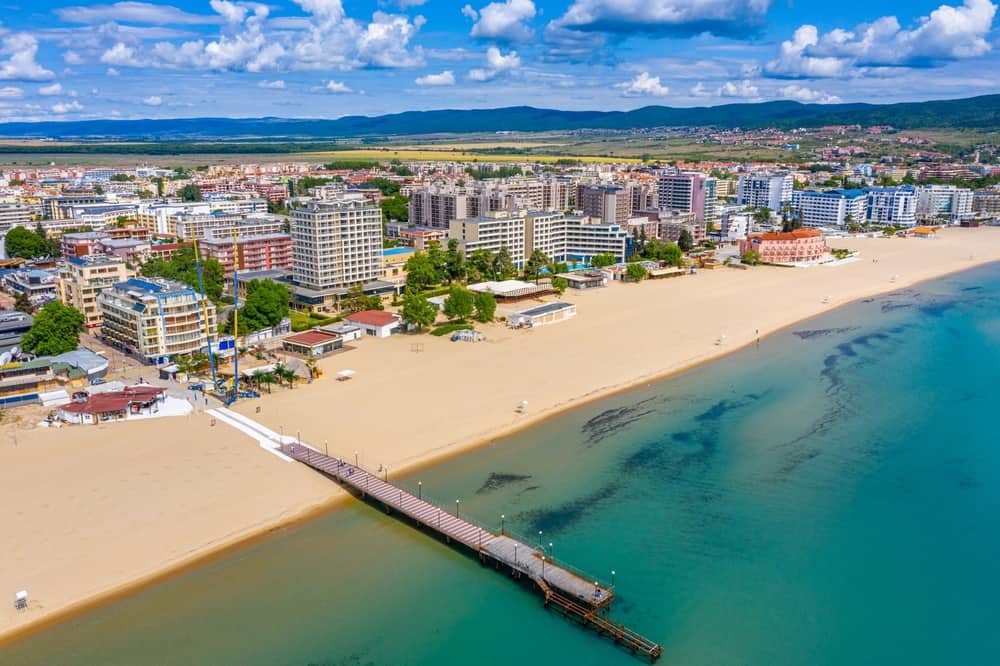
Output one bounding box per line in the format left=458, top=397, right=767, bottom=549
left=5, top=265, right=1000, bottom=665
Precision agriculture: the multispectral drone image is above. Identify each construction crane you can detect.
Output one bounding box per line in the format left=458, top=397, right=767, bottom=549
left=191, top=237, right=218, bottom=390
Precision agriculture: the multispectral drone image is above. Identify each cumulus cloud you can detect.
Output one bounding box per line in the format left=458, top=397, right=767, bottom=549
left=690, top=81, right=710, bottom=97
left=63, top=50, right=84, bottom=65
left=766, top=0, right=997, bottom=78
left=466, top=0, right=536, bottom=42
left=39, top=82, right=63, bottom=95
left=415, top=70, right=455, bottom=86
left=0, top=86, right=22, bottom=98
left=100, top=42, right=138, bottom=66
left=548, top=0, right=772, bottom=38
left=142, top=95, right=162, bottom=105
left=717, top=79, right=759, bottom=98
left=468, top=46, right=520, bottom=81
left=0, top=34, right=55, bottom=81
left=52, top=100, right=83, bottom=113
left=258, top=79, right=286, bottom=88
left=616, top=71, right=670, bottom=97
left=324, top=79, right=352, bottom=93
left=778, top=84, right=841, bottom=104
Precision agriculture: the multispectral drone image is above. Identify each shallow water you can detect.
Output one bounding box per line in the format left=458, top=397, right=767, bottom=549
left=4, top=265, right=1000, bottom=665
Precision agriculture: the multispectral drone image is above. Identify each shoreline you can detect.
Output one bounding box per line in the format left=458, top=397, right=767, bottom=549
left=4, top=229, right=1000, bottom=647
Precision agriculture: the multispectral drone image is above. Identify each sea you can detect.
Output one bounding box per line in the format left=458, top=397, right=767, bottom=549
left=3, top=264, right=1000, bottom=666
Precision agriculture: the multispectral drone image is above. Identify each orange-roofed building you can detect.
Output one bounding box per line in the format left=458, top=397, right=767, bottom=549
left=740, top=228, right=828, bottom=264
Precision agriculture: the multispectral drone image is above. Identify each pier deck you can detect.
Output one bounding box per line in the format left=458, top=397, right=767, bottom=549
left=278, top=440, right=660, bottom=661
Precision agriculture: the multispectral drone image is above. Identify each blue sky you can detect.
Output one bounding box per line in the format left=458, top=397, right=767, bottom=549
left=0, top=0, right=998, bottom=121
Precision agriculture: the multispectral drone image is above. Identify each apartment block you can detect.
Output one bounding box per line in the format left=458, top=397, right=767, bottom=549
left=199, top=232, right=293, bottom=277
left=57, top=255, right=133, bottom=329
left=737, top=173, right=793, bottom=211
left=792, top=189, right=867, bottom=228
left=98, top=277, right=217, bottom=364
left=576, top=184, right=630, bottom=225
left=915, top=185, right=974, bottom=223
left=0, top=203, right=32, bottom=233
left=290, top=194, right=383, bottom=292
left=449, top=211, right=528, bottom=266
left=657, top=171, right=718, bottom=223
left=865, top=187, right=917, bottom=227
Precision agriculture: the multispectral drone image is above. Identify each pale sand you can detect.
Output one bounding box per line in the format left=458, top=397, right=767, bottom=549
left=0, top=415, right=341, bottom=643
left=2, top=227, right=1000, bottom=643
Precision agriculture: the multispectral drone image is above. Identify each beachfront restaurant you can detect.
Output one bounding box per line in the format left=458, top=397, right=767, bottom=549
left=281, top=329, right=344, bottom=359
left=57, top=386, right=165, bottom=425
left=558, top=272, right=606, bottom=289
left=508, top=302, right=577, bottom=328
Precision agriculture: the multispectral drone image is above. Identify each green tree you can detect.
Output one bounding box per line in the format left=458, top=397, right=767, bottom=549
left=752, top=207, right=772, bottom=227
left=493, top=246, right=515, bottom=279
left=341, top=283, right=384, bottom=314
left=552, top=276, right=568, bottom=295
left=13, top=291, right=33, bottom=314
left=179, top=184, right=203, bottom=202
left=591, top=253, right=616, bottom=268
left=741, top=249, right=762, bottom=265
left=235, top=279, right=290, bottom=334
left=473, top=291, right=496, bottom=322
left=4, top=226, right=50, bottom=259
left=468, top=249, right=494, bottom=281
left=443, top=285, right=474, bottom=321
left=662, top=243, right=683, bottom=267
left=362, top=177, right=401, bottom=196
left=426, top=241, right=448, bottom=283
left=21, top=301, right=85, bottom=355
left=274, top=364, right=298, bottom=389
left=404, top=251, right=439, bottom=292
left=523, top=249, right=550, bottom=284
left=400, top=290, right=437, bottom=329
left=445, top=239, right=466, bottom=282
left=380, top=194, right=409, bottom=222
left=141, top=246, right=224, bottom=301
left=677, top=229, right=694, bottom=252
left=625, top=263, right=648, bottom=282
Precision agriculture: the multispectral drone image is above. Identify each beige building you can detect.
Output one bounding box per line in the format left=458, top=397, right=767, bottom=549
left=57, top=255, right=133, bottom=330
left=98, top=277, right=216, bottom=364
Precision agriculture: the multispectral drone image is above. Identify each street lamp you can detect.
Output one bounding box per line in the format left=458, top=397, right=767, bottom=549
left=549, top=542, right=554, bottom=559
left=383, top=467, right=388, bottom=482
left=611, top=570, right=616, bottom=588
left=500, top=514, right=505, bottom=535
left=541, top=556, right=546, bottom=580
left=354, top=450, right=359, bottom=467
left=455, top=499, right=460, bottom=518
left=513, top=543, right=518, bottom=566
left=418, top=481, right=422, bottom=499
left=323, top=439, right=328, bottom=456
left=538, top=530, right=543, bottom=548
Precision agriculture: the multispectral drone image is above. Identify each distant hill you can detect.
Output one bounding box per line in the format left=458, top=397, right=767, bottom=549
left=1, top=95, right=998, bottom=140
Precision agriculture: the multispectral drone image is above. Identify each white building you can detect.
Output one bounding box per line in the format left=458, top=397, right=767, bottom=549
left=0, top=203, right=32, bottom=233
left=737, top=173, right=793, bottom=211
left=290, top=194, right=383, bottom=291
left=657, top=171, right=718, bottom=223
left=449, top=210, right=528, bottom=266
left=720, top=212, right=751, bottom=242
left=915, top=185, right=974, bottom=223
left=865, top=187, right=917, bottom=227
left=792, top=189, right=867, bottom=228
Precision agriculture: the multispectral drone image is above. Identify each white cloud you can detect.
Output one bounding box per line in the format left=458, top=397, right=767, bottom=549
left=355, top=12, right=426, bottom=68
left=415, top=70, right=456, bottom=86
left=63, top=50, right=84, bottom=65
left=615, top=71, right=670, bottom=97
left=39, top=82, right=63, bottom=95
left=778, top=84, right=841, bottom=104
left=100, top=42, right=139, bottom=66
left=0, top=34, right=55, bottom=81
left=0, top=86, right=22, bottom=98
left=766, top=1, right=997, bottom=78
left=690, top=81, right=710, bottom=97
left=142, top=95, right=162, bottom=106
left=258, top=79, right=286, bottom=88
left=209, top=0, right=248, bottom=25
left=325, top=79, right=352, bottom=93
left=548, top=0, right=772, bottom=38
left=468, top=46, right=520, bottom=81
left=467, top=0, right=536, bottom=42
left=56, top=2, right=221, bottom=25
left=51, top=100, right=83, bottom=113
left=717, top=79, right=760, bottom=98
left=107, top=67, right=120, bottom=76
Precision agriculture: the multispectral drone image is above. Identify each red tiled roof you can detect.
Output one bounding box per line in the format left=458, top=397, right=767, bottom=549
left=346, top=310, right=398, bottom=327
left=754, top=228, right=823, bottom=242
left=60, top=386, right=164, bottom=414
left=284, top=329, right=342, bottom=347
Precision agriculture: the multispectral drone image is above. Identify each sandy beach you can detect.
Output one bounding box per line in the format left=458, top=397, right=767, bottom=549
left=3, top=226, right=1000, bottom=643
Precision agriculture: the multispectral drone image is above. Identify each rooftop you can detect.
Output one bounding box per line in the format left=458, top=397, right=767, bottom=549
left=284, top=329, right=342, bottom=347
left=346, top=310, right=399, bottom=327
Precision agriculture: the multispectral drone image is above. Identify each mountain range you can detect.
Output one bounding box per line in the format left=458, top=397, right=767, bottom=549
left=1, top=95, right=998, bottom=140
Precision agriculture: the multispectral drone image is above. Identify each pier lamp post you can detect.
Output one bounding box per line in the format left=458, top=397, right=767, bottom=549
left=418, top=482, right=422, bottom=500
left=538, top=530, right=543, bottom=548
left=549, top=542, right=554, bottom=559
left=500, top=514, right=505, bottom=535
left=384, top=467, right=388, bottom=482
left=541, top=556, right=546, bottom=581
left=323, top=440, right=328, bottom=456
left=514, top=543, right=518, bottom=566
left=611, top=570, right=616, bottom=588
left=455, top=499, right=460, bottom=518
left=354, top=450, right=359, bottom=467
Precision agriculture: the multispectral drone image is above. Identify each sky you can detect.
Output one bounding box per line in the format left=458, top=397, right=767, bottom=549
left=0, top=0, right=998, bottom=121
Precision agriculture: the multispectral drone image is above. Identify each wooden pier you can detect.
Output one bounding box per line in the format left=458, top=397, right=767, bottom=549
left=280, top=442, right=662, bottom=661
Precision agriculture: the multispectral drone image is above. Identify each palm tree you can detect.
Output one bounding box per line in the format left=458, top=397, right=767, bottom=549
left=275, top=364, right=297, bottom=389
left=252, top=370, right=276, bottom=394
